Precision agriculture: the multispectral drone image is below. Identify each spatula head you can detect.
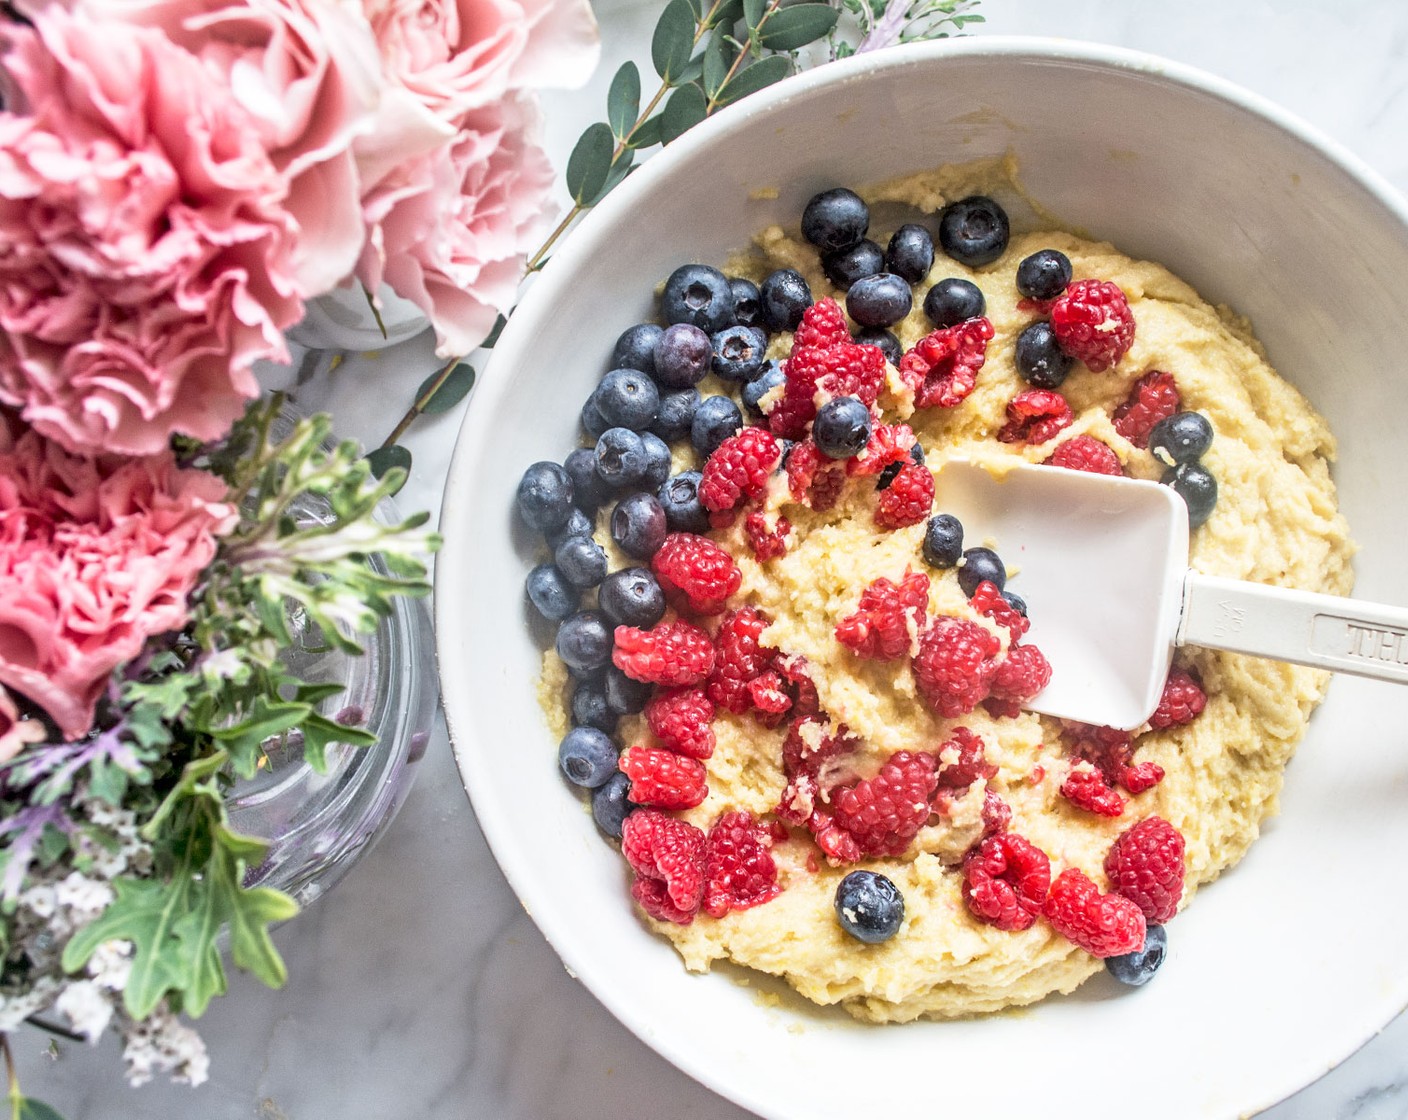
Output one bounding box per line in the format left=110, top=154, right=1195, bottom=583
left=933, top=459, right=1188, bottom=730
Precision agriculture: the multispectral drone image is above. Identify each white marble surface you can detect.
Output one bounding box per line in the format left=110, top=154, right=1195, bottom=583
left=17, top=1, right=1408, bottom=1116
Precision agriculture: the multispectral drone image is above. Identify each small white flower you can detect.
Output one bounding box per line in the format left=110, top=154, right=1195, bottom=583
left=55, top=979, right=114, bottom=1042
left=201, top=647, right=245, bottom=681
left=87, top=940, right=134, bottom=991
left=20, top=884, right=57, bottom=920
left=121, top=1002, right=210, bottom=1087
left=55, top=872, right=114, bottom=923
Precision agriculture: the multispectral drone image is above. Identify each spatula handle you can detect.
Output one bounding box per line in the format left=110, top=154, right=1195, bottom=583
left=1180, top=572, right=1408, bottom=683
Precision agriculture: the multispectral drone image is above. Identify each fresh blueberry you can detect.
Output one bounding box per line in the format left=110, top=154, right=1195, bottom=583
left=653, top=322, right=713, bottom=389
left=611, top=322, right=663, bottom=375
left=958, top=546, right=1006, bottom=596
left=1002, top=590, right=1028, bottom=617
left=847, top=273, right=913, bottom=329
left=834, top=869, right=905, bottom=944
left=802, top=187, right=870, bottom=253
left=1148, top=411, right=1214, bottom=466
left=813, top=396, right=872, bottom=459
left=639, top=432, right=672, bottom=490
left=661, top=263, right=734, bottom=334
left=598, top=567, right=667, bottom=629
left=692, top=395, right=742, bottom=458
left=909, top=442, right=926, bottom=465
left=742, top=361, right=786, bottom=418
left=571, top=679, right=618, bottom=734
left=1015, top=320, right=1073, bottom=389
left=822, top=239, right=885, bottom=290
left=594, top=428, right=649, bottom=492
left=651, top=388, right=700, bottom=443
left=886, top=223, right=935, bottom=284
left=546, top=506, right=595, bottom=551
left=853, top=327, right=902, bottom=367
left=555, top=610, right=612, bottom=677
left=923, top=277, right=986, bottom=328
left=760, top=268, right=813, bottom=332
left=526, top=563, right=578, bottom=622
left=658, top=471, right=711, bottom=533
left=711, top=324, right=767, bottom=382
left=591, top=771, right=636, bottom=838
left=594, top=368, right=659, bottom=431
left=922, top=513, right=965, bottom=568
left=558, top=726, right=619, bottom=789
left=580, top=395, right=610, bottom=440
left=1105, top=924, right=1168, bottom=987
left=563, top=446, right=607, bottom=514
left=554, top=533, right=607, bottom=589
left=729, top=277, right=764, bottom=328
left=876, top=461, right=904, bottom=490
left=1016, top=248, right=1073, bottom=301
left=610, top=492, right=668, bottom=559
left=1162, top=461, right=1219, bottom=528
left=938, top=195, right=1010, bottom=268
left=605, top=665, right=653, bottom=715
left=516, top=461, right=574, bottom=533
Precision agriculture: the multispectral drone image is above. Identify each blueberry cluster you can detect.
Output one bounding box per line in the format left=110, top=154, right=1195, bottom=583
left=1149, top=412, right=1218, bottom=528
left=517, top=258, right=824, bottom=837
left=1012, top=247, right=1076, bottom=389
left=921, top=513, right=1026, bottom=615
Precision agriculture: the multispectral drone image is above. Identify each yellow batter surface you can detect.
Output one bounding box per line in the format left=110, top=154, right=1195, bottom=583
left=541, top=160, right=1353, bottom=1022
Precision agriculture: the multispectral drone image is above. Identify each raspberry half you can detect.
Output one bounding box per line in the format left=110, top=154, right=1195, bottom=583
left=1104, top=815, right=1185, bottom=924
left=1060, top=761, right=1126, bottom=817
left=744, top=511, right=791, bottom=562
left=969, top=579, right=1029, bottom=640
left=1050, top=279, right=1136, bottom=372
left=1044, top=434, right=1123, bottom=476
left=835, top=570, right=931, bottom=661
left=963, top=832, right=1052, bottom=931
left=936, top=726, right=996, bottom=789
left=1149, top=667, right=1206, bottom=729
left=652, top=532, right=741, bottom=615
left=1043, top=867, right=1146, bottom=958
left=707, top=606, right=771, bottom=714
left=621, top=809, right=707, bottom=924
left=998, top=388, right=1073, bottom=445
left=991, top=643, right=1052, bottom=703
left=898, top=317, right=994, bottom=408
left=785, top=439, right=847, bottom=511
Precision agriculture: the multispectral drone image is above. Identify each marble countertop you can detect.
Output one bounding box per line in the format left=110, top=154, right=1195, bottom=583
left=18, top=1, right=1408, bottom=1116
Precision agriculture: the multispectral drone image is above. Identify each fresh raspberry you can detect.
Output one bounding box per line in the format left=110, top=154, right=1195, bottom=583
left=912, top=616, right=1001, bottom=717
left=703, top=810, right=782, bottom=918
left=829, top=750, right=938, bottom=859
left=613, top=621, right=715, bottom=686
left=747, top=670, right=792, bottom=716
left=982, top=696, right=1024, bottom=720
left=1112, top=370, right=1179, bottom=448
left=776, top=717, right=858, bottom=827
left=1049, top=279, right=1136, bottom=372
left=875, top=461, right=934, bottom=530
left=997, top=389, right=1073, bottom=445
left=744, top=511, right=791, bottom=562
left=644, top=687, right=715, bottom=760
left=1059, top=761, right=1126, bottom=817
left=784, top=440, right=846, bottom=511
left=809, top=811, right=862, bottom=865
left=834, top=569, right=931, bottom=661
left=962, top=832, right=1051, bottom=932
left=699, top=428, right=781, bottom=513
left=652, top=532, right=741, bottom=615
left=1149, top=667, right=1206, bottom=729
left=1104, top=816, right=1186, bottom=924
left=1067, top=725, right=1165, bottom=795
left=968, top=579, right=1029, bottom=639
left=1044, top=434, right=1123, bottom=476
left=848, top=423, right=918, bottom=478
left=1119, top=759, right=1166, bottom=794
left=936, top=726, right=995, bottom=789
left=981, top=790, right=1012, bottom=835
left=898, top=317, right=995, bottom=408
left=706, top=606, right=771, bottom=713
left=776, top=655, right=820, bottom=721
left=619, top=745, right=709, bottom=810
left=1043, top=867, right=1146, bottom=958
left=770, top=342, right=885, bottom=438
left=621, top=809, right=707, bottom=925
left=991, top=643, right=1053, bottom=703
left=792, top=296, right=850, bottom=350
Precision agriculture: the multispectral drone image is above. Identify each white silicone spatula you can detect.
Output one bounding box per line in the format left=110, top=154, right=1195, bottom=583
left=933, top=459, right=1408, bottom=731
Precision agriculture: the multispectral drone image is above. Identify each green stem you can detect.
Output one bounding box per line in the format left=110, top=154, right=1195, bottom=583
left=4, top=1035, right=21, bottom=1120
left=706, top=0, right=783, bottom=113
left=377, top=355, right=462, bottom=451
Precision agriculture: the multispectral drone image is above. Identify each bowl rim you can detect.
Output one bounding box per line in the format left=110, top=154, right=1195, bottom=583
left=435, top=34, right=1408, bottom=1120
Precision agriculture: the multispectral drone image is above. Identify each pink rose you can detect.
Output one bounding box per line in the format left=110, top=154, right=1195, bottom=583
left=0, top=687, right=46, bottom=765
left=0, top=8, right=303, bottom=457
left=357, top=94, right=555, bottom=357
left=0, top=426, right=236, bottom=740
left=71, top=0, right=385, bottom=295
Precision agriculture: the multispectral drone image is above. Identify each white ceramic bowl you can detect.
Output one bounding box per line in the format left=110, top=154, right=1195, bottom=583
left=437, top=39, right=1408, bottom=1120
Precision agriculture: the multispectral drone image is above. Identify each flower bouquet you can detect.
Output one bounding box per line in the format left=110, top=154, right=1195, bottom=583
left=0, top=0, right=598, bottom=1100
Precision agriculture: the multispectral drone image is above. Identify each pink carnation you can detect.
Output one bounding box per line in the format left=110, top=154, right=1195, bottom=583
left=0, top=426, right=236, bottom=740
left=0, top=8, right=304, bottom=457
left=357, top=95, right=555, bottom=357
left=0, top=687, right=46, bottom=765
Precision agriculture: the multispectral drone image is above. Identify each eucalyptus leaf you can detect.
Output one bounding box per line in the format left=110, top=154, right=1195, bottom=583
left=661, top=83, right=709, bottom=144
left=714, top=54, right=792, bottom=107
left=703, top=27, right=734, bottom=98
left=589, top=151, right=635, bottom=205
left=480, top=312, right=508, bottom=350
left=365, top=444, right=412, bottom=491
left=675, top=54, right=705, bottom=86
left=742, top=0, right=767, bottom=30
left=756, top=3, right=838, bottom=50
left=565, top=121, right=615, bottom=205
left=650, top=0, right=696, bottom=81
left=630, top=113, right=665, bottom=150
left=416, top=363, right=476, bottom=415
left=19, top=1100, right=68, bottom=1120
left=607, top=61, right=641, bottom=139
